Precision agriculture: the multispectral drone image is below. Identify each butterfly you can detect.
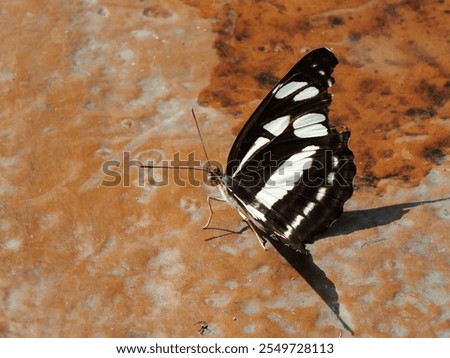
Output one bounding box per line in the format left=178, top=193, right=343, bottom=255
left=203, top=48, right=356, bottom=253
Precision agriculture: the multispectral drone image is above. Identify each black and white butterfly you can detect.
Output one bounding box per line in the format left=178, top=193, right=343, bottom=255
left=203, top=48, right=356, bottom=253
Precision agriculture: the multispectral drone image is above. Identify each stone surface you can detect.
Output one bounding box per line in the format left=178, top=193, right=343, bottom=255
left=0, top=0, right=448, bottom=337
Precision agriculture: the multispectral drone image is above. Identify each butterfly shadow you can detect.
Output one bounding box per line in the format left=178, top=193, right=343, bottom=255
left=315, top=197, right=450, bottom=240
left=266, top=235, right=354, bottom=335
left=204, top=223, right=353, bottom=333
left=274, top=196, right=449, bottom=334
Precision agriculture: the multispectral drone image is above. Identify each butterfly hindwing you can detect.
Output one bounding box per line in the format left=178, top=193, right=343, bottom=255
left=222, top=48, right=356, bottom=252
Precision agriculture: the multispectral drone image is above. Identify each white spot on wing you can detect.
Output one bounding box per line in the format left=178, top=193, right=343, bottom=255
left=256, top=187, right=288, bottom=210
left=327, top=172, right=335, bottom=183
left=232, top=137, right=270, bottom=177
left=284, top=214, right=304, bottom=237
left=263, top=115, right=290, bottom=136
left=294, top=123, right=328, bottom=138
left=293, top=87, right=320, bottom=101
left=303, top=202, right=315, bottom=216
left=316, top=187, right=327, bottom=201
left=333, top=156, right=339, bottom=167
left=255, top=146, right=319, bottom=209
left=274, top=81, right=307, bottom=99
left=284, top=199, right=316, bottom=238
left=293, top=113, right=326, bottom=128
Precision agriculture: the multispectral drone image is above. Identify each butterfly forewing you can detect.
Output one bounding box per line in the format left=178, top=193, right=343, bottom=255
left=222, top=48, right=356, bottom=252
left=226, top=47, right=338, bottom=176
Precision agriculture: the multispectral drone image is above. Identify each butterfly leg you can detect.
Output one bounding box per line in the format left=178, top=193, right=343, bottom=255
left=242, top=218, right=267, bottom=251
left=203, top=196, right=226, bottom=229
left=234, top=209, right=267, bottom=250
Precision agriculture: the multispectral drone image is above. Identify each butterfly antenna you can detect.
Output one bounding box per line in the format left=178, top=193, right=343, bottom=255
left=191, top=108, right=211, bottom=167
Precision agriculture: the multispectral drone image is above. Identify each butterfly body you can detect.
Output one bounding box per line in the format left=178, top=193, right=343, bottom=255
left=206, top=48, right=356, bottom=253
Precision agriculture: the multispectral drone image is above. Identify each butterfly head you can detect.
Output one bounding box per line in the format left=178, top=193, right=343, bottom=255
left=206, top=165, right=223, bottom=186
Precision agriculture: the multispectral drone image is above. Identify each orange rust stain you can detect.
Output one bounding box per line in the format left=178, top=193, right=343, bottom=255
left=187, top=0, right=449, bottom=189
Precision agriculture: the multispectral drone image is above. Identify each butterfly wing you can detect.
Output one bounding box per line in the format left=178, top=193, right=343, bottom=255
left=224, top=48, right=356, bottom=252
left=226, top=47, right=339, bottom=176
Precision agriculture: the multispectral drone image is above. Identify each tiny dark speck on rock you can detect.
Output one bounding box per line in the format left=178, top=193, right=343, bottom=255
left=424, top=148, right=445, bottom=164
left=143, top=6, right=172, bottom=18
left=329, top=16, right=345, bottom=26
left=405, top=108, right=416, bottom=116
left=361, top=172, right=377, bottom=184
left=349, top=33, right=361, bottom=42
left=97, top=7, right=108, bottom=16
left=255, top=72, right=279, bottom=87
left=405, top=107, right=436, bottom=118
left=418, top=81, right=447, bottom=107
